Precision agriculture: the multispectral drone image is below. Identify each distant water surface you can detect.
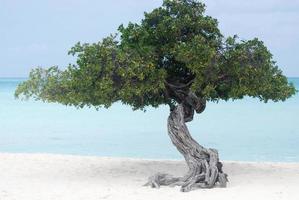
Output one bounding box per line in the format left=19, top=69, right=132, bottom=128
left=0, top=78, right=298, bottom=162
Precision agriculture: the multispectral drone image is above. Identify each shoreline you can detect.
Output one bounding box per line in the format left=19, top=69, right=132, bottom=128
left=1, top=152, right=299, bottom=164
left=0, top=153, right=299, bottom=200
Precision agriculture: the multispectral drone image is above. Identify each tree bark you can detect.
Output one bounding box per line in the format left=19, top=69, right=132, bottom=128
left=145, top=103, right=228, bottom=192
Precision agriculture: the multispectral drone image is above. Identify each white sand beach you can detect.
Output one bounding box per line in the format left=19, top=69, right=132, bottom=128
left=0, top=153, right=298, bottom=200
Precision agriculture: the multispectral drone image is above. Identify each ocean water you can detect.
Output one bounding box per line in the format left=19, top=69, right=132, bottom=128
left=0, top=78, right=298, bottom=162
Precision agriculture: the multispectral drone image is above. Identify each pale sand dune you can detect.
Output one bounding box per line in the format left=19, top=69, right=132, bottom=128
left=0, top=153, right=299, bottom=200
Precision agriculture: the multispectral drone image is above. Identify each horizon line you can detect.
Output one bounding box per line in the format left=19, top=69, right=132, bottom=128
left=0, top=76, right=299, bottom=79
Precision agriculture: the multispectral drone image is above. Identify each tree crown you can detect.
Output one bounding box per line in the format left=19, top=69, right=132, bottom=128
left=15, top=0, right=296, bottom=110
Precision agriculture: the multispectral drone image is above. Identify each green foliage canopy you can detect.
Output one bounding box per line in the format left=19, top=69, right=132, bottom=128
left=15, top=0, right=296, bottom=110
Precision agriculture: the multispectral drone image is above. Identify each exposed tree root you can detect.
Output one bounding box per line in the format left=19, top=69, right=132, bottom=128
left=145, top=104, right=228, bottom=192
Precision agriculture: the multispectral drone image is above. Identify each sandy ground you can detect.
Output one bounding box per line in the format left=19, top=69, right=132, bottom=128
left=0, top=153, right=299, bottom=200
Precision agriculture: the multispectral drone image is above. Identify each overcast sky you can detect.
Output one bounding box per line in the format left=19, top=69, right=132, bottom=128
left=1, top=0, right=298, bottom=77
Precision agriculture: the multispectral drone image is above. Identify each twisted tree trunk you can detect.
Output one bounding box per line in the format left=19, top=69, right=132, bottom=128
left=145, top=100, right=228, bottom=192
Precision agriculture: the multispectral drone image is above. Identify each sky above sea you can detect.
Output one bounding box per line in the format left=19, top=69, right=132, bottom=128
left=0, top=0, right=299, bottom=77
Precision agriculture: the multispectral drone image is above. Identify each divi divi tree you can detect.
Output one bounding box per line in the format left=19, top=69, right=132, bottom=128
left=15, top=0, right=296, bottom=192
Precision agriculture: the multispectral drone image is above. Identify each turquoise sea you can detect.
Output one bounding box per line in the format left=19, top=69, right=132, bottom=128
left=0, top=78, right=298, bottom=162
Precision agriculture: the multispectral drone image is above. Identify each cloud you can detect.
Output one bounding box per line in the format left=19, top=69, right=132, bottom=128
left=205, top=0, right=299, bottom=15
left=0, top=0, right=298, bottom=77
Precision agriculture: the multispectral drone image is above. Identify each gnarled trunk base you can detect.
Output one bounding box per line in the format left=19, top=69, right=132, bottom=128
left=144, top=104, right=228, bottom=192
